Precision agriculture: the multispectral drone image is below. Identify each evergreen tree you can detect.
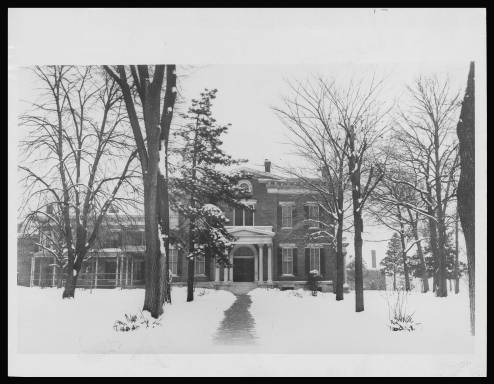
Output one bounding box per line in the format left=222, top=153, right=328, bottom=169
left=381, top=233, right=404, bottom=291
left=172, top=88, right=248, bottom=302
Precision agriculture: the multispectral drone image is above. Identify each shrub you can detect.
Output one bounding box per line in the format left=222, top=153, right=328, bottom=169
left=307, top=270, right=321, bottom=296
left=385, top=289, right=420, bottom=332
left=113, top=311, right=162, bottom=332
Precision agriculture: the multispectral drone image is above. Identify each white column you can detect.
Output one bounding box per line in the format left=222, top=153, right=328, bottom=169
left=95, top=257, right=99, bottom=288
left=254, top=251, right=259, bottom=282
left=125, top=257, right=129, bottom=286
left=115, top=256, right=119, bottom=287
left=215, top=258, right=220, bottom=282
left=223, top=266, right=228, bottom=282
left=267, top=245, right=273, bottom=283
left=258, top=244, right=264, bottom=283
left=229, top=253, right=234, bottom=281
left=52, top=256, right=56, bottom=287
left=29, top=255, right=35, bottom=287
left=130, top=257, right=133, bottom=288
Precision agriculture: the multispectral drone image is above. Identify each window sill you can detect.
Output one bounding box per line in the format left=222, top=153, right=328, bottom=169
left=308, top=227, right=320, bottom=230
left=281, top=227, right=293, bottom=230
left=281, top=274, right=295, bottom=277
left=194, top=274, right=206, bottom=277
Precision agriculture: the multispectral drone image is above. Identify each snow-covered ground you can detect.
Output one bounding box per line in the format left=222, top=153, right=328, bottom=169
left=16, top=283, right=474, bottom=354
left=248, top=286, right=474, bottom=353
left=17, top=286, right=235, bottom=353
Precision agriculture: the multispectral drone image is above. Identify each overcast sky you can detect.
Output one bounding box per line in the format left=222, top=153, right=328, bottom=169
left=11, top=8, right=484, bottom=266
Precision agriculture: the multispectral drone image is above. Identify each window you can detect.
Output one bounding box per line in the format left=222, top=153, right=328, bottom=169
left=308, top=204, right=320, bottom=228
left=170, top=248, right=178, bottom=275
left=125, top=230, right=145, bottom=246
left=238, top=180, right=253, bottom=194
left=170, top=209, right=179, bottom=229
left=282, top=248, right=294, bottom=275
left=281, top=205, right=293, bottom=228
left=195, top=255, right=205, bottom=275
left=309, top=247, right=321, bottom=273
left=234, top=205, right=255, bottom=226
left=102, top=231, right=122, bottom=248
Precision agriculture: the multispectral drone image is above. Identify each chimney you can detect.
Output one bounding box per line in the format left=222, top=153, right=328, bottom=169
left=264, top=159, right=271, bottom=173
left=371, top=250, right=376, bottom=269
left=47, top=204, right=53, bottom=215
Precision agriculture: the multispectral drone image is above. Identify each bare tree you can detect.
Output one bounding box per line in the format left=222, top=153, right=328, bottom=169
left=394, top=76, right=460, bottom=297
left=273, top=77, right=351, bottom=301
left=322, top=77, right=389, bottom=312
left=456, top=62, right=475, bottom=335
left=103, top=65, right=177, bottom=318
left=18, top=66, right=140, bottom=298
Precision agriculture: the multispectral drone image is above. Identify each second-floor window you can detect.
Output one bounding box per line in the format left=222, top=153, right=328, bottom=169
left=281, top=205, right=293, bottom=228
left=102, top=231, right=121, bottom=248
left=307, top=204, right=320, bottom=228
left=234, top=206, right=254, bottom=226
left=125, top=230, right=145, bottom=246
left=170, top=209, right=179, bottom=229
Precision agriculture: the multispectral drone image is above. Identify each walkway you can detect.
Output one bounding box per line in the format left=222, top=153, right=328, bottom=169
left=213, top=285, right=258, bottom=345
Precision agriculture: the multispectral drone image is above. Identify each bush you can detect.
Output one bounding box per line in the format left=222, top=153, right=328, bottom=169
left=307, top=270, right=321, bottom=296
left=113, top=311, right=162, bottom=332
left=385, top=289, right=420, bottom=332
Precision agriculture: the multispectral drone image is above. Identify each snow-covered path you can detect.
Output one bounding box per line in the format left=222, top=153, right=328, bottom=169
left=213, top=294, right=257, bottom=345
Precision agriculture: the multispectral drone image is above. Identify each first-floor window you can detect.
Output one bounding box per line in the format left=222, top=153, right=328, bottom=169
left=309, top=247, right=321, bottom=273
left=195, top=254, right=205, bottom=275
left=170, top=248, right=178, bottom=275
left=282, top=248, right=294, bottom=275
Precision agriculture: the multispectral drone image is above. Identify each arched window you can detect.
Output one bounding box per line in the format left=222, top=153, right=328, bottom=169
left=238, top=180, right=253, bottom=193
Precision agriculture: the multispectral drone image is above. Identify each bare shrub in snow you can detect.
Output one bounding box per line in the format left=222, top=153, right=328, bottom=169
left=113, top=311, right=162, bottom=332
left=385, top=289, right=420, bottom=332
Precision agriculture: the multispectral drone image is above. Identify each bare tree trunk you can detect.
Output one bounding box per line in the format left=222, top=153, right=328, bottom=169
left=454, top=208, right=460, bottom=294
left=397, top=208, right=410, bottom=291
left=335, top=199, right=345, bottom=300
left=457, top=61, right=475, bottom=335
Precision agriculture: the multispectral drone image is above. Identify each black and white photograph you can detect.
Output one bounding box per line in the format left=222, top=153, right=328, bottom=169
left=8, top=8, right=486, bottom=377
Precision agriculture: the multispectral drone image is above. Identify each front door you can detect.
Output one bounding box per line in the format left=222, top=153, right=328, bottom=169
left=233, top=257, right=254, bottom=282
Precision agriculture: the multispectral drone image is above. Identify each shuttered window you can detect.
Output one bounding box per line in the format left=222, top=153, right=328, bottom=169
left=282, top=248, right=294, bottom=275
left=309, top=247, right=321, bottom=273
left=281, top=205, right=293, bottom=228
left=308, top=205, right=320, bottom=228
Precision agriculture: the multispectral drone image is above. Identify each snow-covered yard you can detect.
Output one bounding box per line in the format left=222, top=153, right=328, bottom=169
left=17, top=286, right=235, bottom=353
left=248, top=287, right=474, bottom=354
left=16, top=284, right=474, bottom=354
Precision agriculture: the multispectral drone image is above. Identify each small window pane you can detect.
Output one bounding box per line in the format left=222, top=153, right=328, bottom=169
left=244, top=207, right=254, bottom=226
left=234, top=207, right=244, bottom=226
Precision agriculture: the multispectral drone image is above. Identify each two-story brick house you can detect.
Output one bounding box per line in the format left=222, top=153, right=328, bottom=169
left=172, top=160, right=338, bottom=291
left=19, top=160, right=340, bottom=291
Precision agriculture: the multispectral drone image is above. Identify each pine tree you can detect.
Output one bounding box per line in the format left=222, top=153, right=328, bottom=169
left=381, top=233, right=404, bottom=291
left=172, top=89, right=248, bottom=302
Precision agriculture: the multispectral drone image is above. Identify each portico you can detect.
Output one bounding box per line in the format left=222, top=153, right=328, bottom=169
left=215, top=226, right=275, bottom=284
